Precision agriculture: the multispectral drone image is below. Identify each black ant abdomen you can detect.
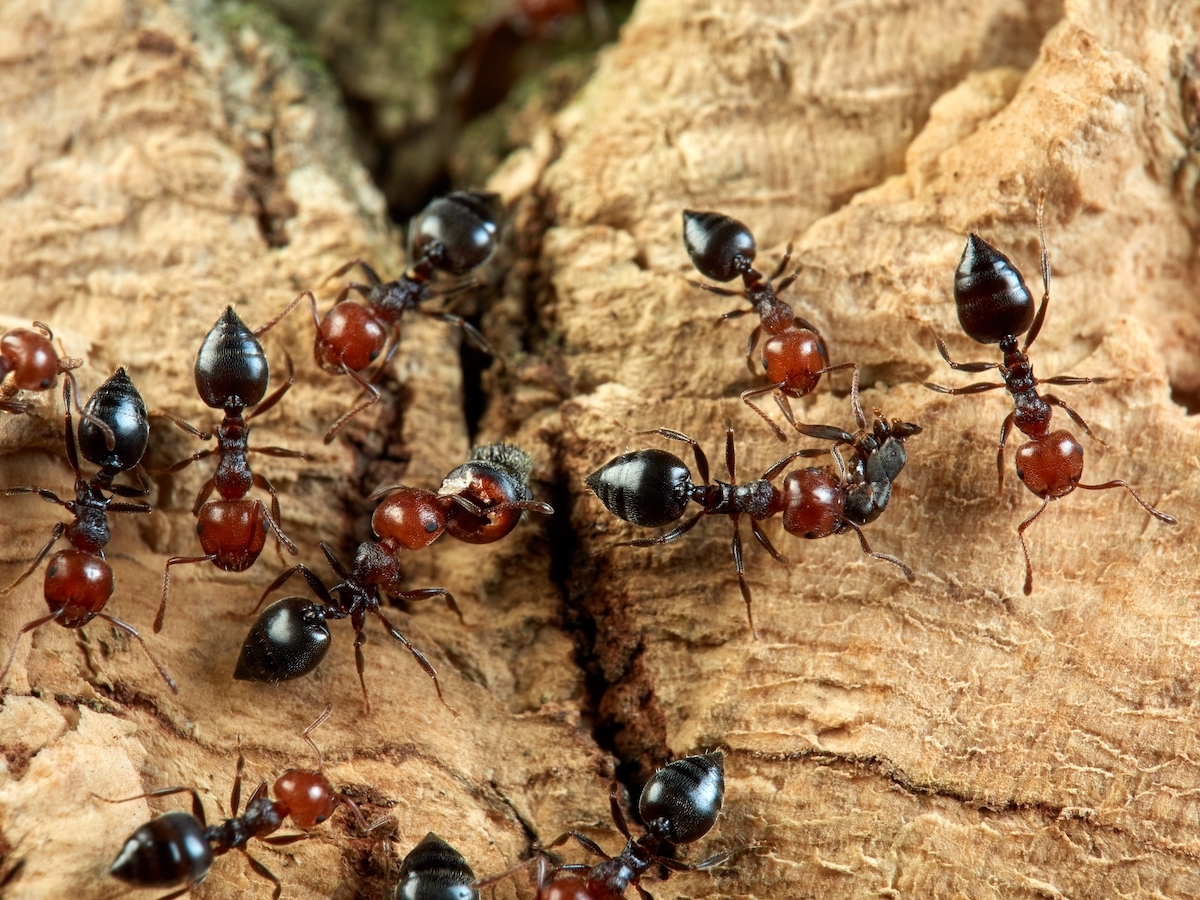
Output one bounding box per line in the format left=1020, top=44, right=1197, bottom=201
left=234, top=596, right=332, bottom=683
left=194, top=306, right=271, bottom=409
left=585, top=448, right=693, bottom=528
left=439, top=443, right=549, bottom=544
left=76, top=368, right=149, bottom=475
left=639, top=751, right=724, bottom=844
left=682, top=210, right=756, bottom=282
left=111, top=810, right=215, bottom=889
left=395, top=833, right=479, bottom=900
left=954, top=234, right=1035, bottom=344
left=409, top=191, right=500, bottom=276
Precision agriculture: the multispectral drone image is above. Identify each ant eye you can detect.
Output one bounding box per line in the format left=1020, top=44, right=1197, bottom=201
left=40, top=378, right=52, bottom=388
left=425, top=520, right=438, bottom=533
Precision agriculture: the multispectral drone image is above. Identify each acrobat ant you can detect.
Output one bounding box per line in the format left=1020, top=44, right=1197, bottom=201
left=1, top=321, right=115, bottom=448
left=393, top=833, right=478, bottom=900
left=154, top=305, right=307, bottom=633
left=478, top=752, right=732, bottom=900
left=369, top=443, right=553, bottom=550
left=270, top=191, right=501, bottom=443
left=924, top=195, right=1176, bottom=593
left=0, top=369, right=176, bottom=691
left=683, top=210, right=857, bottom=442
left=586, top=391, right=916, bottom=637
left=109, top=704, right=375, bottom=900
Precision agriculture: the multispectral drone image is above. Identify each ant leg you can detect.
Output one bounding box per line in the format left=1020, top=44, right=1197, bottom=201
left=625, top=424, right=711, bottom=485
left=61, top=369, right=116, bottom=451
left=247, top=351, right=295, bottom=421
left=323, top=365, right=381, bottom=444
left=257, top=499, right=299, bottom=557
left=191, top=479, right=216, bottom=518
left=260, top=833, right=310, bottom=847
left=624, top=510, right=705, bottom=548
left=724, top=421, right=737, bottom=483
left=842, top=520, right=914, bottom=582
left=793, top=422, right=854, bottom=444
left=255, top=564, right=333, bottom=615
left=0, top=611, right=64, bottom=688
left=924, top=380, right=1005, bottom=396
left=228, top=737, right=248, bottom=817
left=251, top=475, right=286, bottom=540
left=742, top=323, right=762, bottom=377
left=319, top=542, right=351, bottom=580
left=609, top=783, right=631, bottom=839
left=741, top=383, right=787, bottom=442
left=352, top=629, right=372, bottom=713
left=254, top=290, right=316, bottom=337
left=154, top=412, right=213, bottom=441
left=761, top=447, right=828, bottom=481
left=248, top=446, right=307, bottom=459
left=419, top=309, right=498, bottom=358
left=997, top=412, right=1015, bottom=494
left=155, top=446, right=217, bottom=476
left=848, top=364, right=865, bottom=430
left=320, top=259, right=383, bottom=289
left=1076, top=482, right=1177, bottom=525
left=392, top=587, right=464, bottom=625
left=658, top=847, right=743, bottom=871
left=2, top=485, right=69, bottom=507
left=731, top=516, right=758, bottom=639
left=769, top=242, right=793, bottom=281
left=111, top=465, right=152, bottom=498
left=1042, top=394, right=1107, bottom=446
left=931, top=336, right=1002, bottom=373
left=240, top=851, right=282, bottom=900
left=94, top=614, right=178, bottom=692
left=156, top=555, right=217, bottom=632
left=472, top=855, right=544, bottom=891
left=540, top=831, right=611, bottom=861
left=635, top=884, right=655, bottom=900
left=299, top=702, right=333, bottom=773
left=96, top=786, right=208, bottom=826
left=1024, top=191, right=1050, bottom=352
left=750, top=519, right=788, bottom=566
left=370, top=609, right=456, bottom=716
left=695, top=282, right=745, bottom=299
left=1017, top=497, right=1050, bottom=595
left=0, top=522, right=65, bottom=596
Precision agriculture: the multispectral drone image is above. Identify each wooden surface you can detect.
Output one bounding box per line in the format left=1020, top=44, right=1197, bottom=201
left=2, top=0, right=1200, bottom=898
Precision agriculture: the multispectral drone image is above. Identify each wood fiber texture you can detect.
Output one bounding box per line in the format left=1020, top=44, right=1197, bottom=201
left=1, top=2, right=1199, bottom=900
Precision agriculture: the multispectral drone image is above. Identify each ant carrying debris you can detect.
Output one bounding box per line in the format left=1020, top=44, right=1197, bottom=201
left=154, top=306, right=306, bottom=632
left=924, top=194, right=1176, bottom=593
left=683, top=210, right=857, bottom=441
left=0, top=370, right=175, bottom=691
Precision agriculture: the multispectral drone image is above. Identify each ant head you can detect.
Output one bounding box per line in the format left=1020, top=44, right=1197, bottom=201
left=235, top=597, right=332, bottom=683
left=372, top=488, right=448, bottom=550
left=781, top=468, right=844, bottom=539
left=640, top=752, right=725, bottom=845
left=44, top=550, right=113, bottom=627
left=1016, top=430, right=1083, bottom=499
left=395, top=833, right=478, bottom=900
left=77, top=368, right=149, bottom=473
left=409, top=191, right=499, bottom=275
left=194, top=307, right=269, bottom=410
left=953, top=234, right=1035, bottom=344
left=586, top=448, right=693, bottom=528
left=111, top=810, right=215, bottom=889
left=0, top=327, right=59, bottom=390
left=682, top=210, right=757, bottom=282
left=439, top=443, right=535, bottom=544
left=274, top=769, right=337, bottom=829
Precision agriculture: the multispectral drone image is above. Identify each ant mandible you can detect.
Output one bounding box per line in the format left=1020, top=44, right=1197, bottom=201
left=683, top=210, right=857, bottom=441
left=1, top=321, right=115, bottom=448
left=269, top=191, right=501, bottom=443
left=478, top=752, right=731, bottom=900
left=0, top=369, right=176, bottom=691
left=154, top=305, right=307, bottom=632
left=586, top=389, right=916, bottom=638
left=109, top=703, right=375, bottom=900
left=392, top=833, right=479, bottom=900
left=924, top=194, right=1176, bottom=593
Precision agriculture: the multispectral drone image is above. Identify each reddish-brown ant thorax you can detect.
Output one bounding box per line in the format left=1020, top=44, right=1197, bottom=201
left=273, top=769, right=338, bottom=828
left=371, top=489, right=447, bottom=550
left=540, top=877, right=594, bottom=900
left=781, top=468, right=845, bottom=539
left=0, top=329, right=58, bottom=391
left=44, top=550, right=114, bottom=627
left=763, top=331, right=824, bottom=393
left=1015, top=431, right=1084, bottom=499
left=317, top=302, right=387, bottom=372
left=196, top=500, right=269, bottom=571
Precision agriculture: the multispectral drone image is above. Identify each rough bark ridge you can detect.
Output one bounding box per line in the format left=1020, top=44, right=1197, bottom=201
left=1, top=1, right=1199, bottom=900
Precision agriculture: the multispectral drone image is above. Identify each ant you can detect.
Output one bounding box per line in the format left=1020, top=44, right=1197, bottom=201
left=0, top=369, right=176, bottom=692
left=478, top=752, right=731, bottom=900
left=586, top=388, right=917, bottom=637
left=924, top=194, right=1176, bottom=594
left=235, top=443, right=552, bottom=711
left=270, top=191, right=501, bottom=443
left=392, top=833, right=478, bottom=900
left=108, top=703, right=375, bottom=900
left=154, top=305, right=307, bottom=633
left=683, top=209, right=857, bottom=442
left=1, top=321, right=115, bottom=448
